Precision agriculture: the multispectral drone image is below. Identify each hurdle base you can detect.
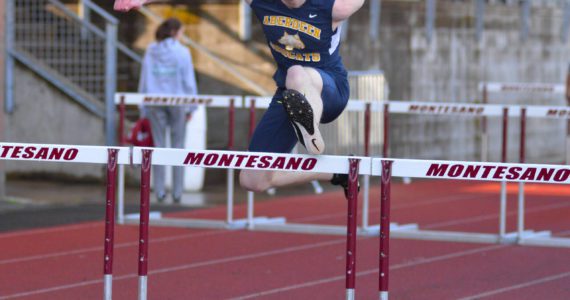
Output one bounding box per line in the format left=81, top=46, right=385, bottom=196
left=252, top=222, right=417, bottom=237
left=390, top=229, right=546, bottom=244
left=125, top=211, right=163, bottom=221
left=346, top=288, right=355, bottom=300
left=518, top=231, right=570, bottom=248
left=360, top=223, right=419, bottom=236
left=104, top=274, right=112, bottom=300
left=123, top=213, right=285, bottom=230
left=138, top=276, right=147, bottom=300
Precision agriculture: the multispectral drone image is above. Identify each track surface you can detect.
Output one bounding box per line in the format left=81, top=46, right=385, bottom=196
left=0, top=180, right=569, bottom=299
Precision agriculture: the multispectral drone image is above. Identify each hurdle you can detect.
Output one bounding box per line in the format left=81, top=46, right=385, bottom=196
left=480, top=81, right=568, bottom=163
left=372, top=159, right=570, bottom=247
left=381, top=101, right=561, bottom=244
left=131, top=148, right=570, bottom=299
left=132, top=148, right=366, bottom=300
left=114, top=93, right=284, bottom=230
left=514, top=104, right=570, bottom=247
left=244, top=97, right=537, bottom=242
left=243, top=97, right=416, bottom=236
left=0, top=143, right=130, bottom=300
left=372, top=156, right=570, bottom=299
left=245, top=100, right=570, bottom=245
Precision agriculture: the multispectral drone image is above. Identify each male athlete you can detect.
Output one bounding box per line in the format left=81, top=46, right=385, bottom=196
left=114, top=0, right=365, bottom=195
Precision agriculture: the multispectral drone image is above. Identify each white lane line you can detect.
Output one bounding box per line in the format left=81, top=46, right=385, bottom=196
left=5, top=223, right=570, bottom=299
left=457, top=270, right=570, bottom=300
left=425, top=200, right=570, bottom=229
left=2, top=194, right=568, bottom=267
left=0, top=222, right=100, bottom=239
left=230, top=244, right=507, bottom=300
left=0, top=193, right=485, bottom=264
left=0, top=230, right=225, bottom=265
left=0, top=279, right=104, bottom=300
left=297, top=193, right=486, bottom=223
left=0, top=238, right=346, bottom=299
left=231, top=230, right=570, bottom=300
left=2, top=193, right=569, bottom=298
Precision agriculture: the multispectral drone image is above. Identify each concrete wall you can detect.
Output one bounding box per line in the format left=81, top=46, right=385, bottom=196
left=5, top=63, right=106, bottom=179
left=343, top=1, right=570, bottom=163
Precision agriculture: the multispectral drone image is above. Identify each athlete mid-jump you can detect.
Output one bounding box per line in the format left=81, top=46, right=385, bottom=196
left=115, top=0, right=365, bottom=195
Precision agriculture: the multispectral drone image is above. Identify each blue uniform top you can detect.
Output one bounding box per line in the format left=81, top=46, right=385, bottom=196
left=250, top=0, right=347, bottom=88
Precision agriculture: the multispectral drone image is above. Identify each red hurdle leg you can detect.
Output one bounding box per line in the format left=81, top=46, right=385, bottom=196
left=517, top=108, right=527, bottom=240
left=482, top=84, right=488, bottom=161
left=345, top=158, right=360, bottom=300
left=119, top=96, right=126, bottom=146
left=362, top=103, right=372, bottom=228
left=103, top=149, right=118, bottom=300
left=383, top=103, right=390, bottom=158
left=138, top=149, right=153, bottom=300
left=226, top=99, right=236, bottom=224
left=499, top=107, right=509, bottom=239
left=228, top=99, right=235, bottom=150
left=379, top=160, right=393, bottom=300
left=249, top=98, right=256, bottom=140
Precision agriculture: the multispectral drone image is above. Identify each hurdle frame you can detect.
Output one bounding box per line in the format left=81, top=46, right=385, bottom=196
left=114, top=93, right=284, bottom=230
left=379, top=101, right=550, bottom=244
left=116, top=93, right=570, bottom=245
left=234, top=97, right=560, bottom=240
left=515, top=105, right=570, bottom=248
left=243, top=97, right=416, bottom=236
left=131, top=148, right=369, bottom=300
left=480, top=81, right=568, bottom=163
left=0, top=143, right=130, bottom=300
left=130, top=147, right=570, bottom=299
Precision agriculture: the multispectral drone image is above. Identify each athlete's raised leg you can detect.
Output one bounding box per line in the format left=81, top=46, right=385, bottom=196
left=239, top=65, right=331, bottom=192
left=282, top=65, right=325, bottom=155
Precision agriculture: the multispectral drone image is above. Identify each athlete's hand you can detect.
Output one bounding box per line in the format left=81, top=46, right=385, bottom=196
left=114, top=0, right=148, bottom=12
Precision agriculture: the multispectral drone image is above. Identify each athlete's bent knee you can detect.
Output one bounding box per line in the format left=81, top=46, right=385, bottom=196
left=285, top=65, right=306, bottom=90
left=239, top=170, right=271, bottom=193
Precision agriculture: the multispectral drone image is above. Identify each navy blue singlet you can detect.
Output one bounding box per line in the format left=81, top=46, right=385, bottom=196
left=248, top=0, right=350, bottom=153
left=250, top=0, right=347, bottom=87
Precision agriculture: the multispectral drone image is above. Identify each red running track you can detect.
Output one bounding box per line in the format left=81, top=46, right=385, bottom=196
left=0, top=180, right=569, bottom=299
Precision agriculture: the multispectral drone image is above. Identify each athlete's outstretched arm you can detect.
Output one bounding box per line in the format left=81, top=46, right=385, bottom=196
left=115, top=0, right=252, bottom=11
left=114, top=0, right=160, bottom=12
left=332, top=0, right=365, bottom=22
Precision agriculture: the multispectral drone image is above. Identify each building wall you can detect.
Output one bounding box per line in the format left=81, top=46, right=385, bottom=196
left=4, top=64, right=106, bottom=179
left=343, top=1, right=570, bottom=163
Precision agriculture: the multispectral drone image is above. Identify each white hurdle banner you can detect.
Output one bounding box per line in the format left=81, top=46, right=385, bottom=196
left=114, top=93, right=245, bottom=108
left=480, top=82, right=565, bottom=94
left=0, top=142, right=129, bottom=164
left=132, top=148, right=373, bottom=175
left=132, top=148, right=366, bottom=300
left=0, top=143, right=130, bottom=300
left=114, top=93, right=252, bottom=230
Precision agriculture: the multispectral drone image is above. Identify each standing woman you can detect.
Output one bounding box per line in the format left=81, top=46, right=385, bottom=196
left=139, top=18, right=198, bottom=203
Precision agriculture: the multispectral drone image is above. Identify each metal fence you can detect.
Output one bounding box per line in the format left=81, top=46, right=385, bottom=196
left=9, top=0, right=142, bottom=145
left=14, top=0, right=108, bottom=100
